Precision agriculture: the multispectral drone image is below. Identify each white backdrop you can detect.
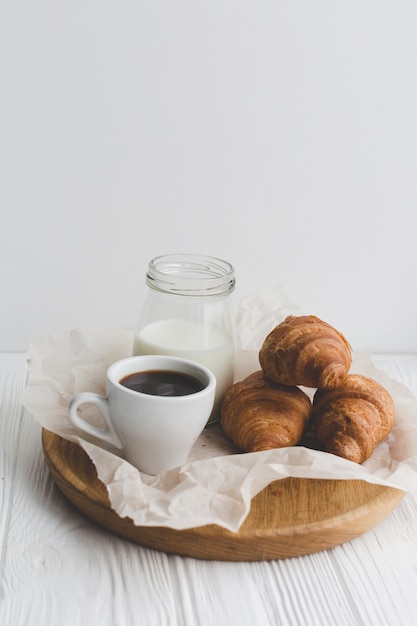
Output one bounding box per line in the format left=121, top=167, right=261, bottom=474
left=1, top=1, right=416, bottom=353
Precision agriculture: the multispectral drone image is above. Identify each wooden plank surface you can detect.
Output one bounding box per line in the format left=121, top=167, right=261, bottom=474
left=1, top=354, right=417, bottom=626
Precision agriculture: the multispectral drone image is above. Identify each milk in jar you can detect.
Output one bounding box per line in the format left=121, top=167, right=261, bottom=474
left=133, top=318, right=235, bottom=418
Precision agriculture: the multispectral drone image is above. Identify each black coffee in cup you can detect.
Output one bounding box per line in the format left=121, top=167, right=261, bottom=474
left=119, top=370, right=205, bottom=397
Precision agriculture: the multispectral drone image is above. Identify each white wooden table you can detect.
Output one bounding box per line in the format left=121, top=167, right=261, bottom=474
left=1, top=353, right=417, bottom=626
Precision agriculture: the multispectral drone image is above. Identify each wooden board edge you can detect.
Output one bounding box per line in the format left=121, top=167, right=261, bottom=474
left=41, top=429, right=406, bottom=561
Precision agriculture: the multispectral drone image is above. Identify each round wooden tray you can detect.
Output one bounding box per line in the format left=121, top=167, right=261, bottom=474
left=42, top=429, right=405, bottom=561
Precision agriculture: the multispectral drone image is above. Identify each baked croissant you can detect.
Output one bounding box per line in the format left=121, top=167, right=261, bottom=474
left=220, top=370, right=312, bottom=452
left=312, top=374, right=395, bottom=463
left=259, top=314, right=352, bottom=389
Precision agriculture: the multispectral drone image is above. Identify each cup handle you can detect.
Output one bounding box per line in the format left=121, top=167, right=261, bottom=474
left=68, top=392, right=123, bottom=449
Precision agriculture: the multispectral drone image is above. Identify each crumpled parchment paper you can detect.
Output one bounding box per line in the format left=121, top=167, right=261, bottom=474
left=21, top=286, right=417, bottom=532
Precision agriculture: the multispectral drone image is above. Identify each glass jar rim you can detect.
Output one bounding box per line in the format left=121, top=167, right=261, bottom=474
left=146, top=253, right=235, bottom=296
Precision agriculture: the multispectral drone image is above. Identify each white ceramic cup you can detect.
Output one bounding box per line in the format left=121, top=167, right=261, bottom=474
left=68, top=355, right=216, bottom=475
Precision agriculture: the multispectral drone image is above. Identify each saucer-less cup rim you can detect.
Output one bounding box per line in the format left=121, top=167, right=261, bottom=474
left=108, top=355, right=215, bottom=400
left=68, top=355, right=216, bottom=475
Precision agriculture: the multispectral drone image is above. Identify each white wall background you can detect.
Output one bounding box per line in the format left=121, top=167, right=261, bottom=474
left=1, top=1, right=416, bottom=353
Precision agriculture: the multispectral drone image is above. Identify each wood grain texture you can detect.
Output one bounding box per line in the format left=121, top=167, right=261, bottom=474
left=42, top=429, right=405, bottom=561
left=2, top=355, right=417, bottom=626
left=0, top=364, right=178, bottom=626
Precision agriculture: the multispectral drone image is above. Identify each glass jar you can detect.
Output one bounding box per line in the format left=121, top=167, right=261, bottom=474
left=133, top=254, right=236, bottom=424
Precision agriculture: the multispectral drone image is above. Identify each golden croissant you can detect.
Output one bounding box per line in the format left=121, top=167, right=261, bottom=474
left=259, top=314, right=352, bottom=389
left=220, top=370, right=312, bottom=453
left=312, top=374, right=395, bottom=463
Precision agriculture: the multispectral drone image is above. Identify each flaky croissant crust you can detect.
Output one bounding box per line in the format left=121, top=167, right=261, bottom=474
left=312, top=374, right=395, bottom=463
left=259, top=314, right=352, bottom=389
left=220, top=370, right=312, bottom=453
